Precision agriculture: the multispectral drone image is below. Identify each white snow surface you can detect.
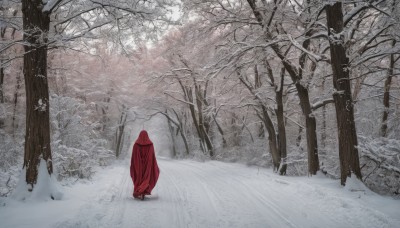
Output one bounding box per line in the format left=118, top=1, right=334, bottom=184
left=1, top=158, right=399, bottom=228
left=11, top=159, right=63, bottom=201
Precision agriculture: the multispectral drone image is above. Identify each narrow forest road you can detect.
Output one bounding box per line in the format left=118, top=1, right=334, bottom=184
left=1, top=158, right=399, bottom=228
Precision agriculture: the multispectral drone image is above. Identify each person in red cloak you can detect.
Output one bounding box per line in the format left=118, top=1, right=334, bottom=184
left=130, top=130, right=160, bottom=200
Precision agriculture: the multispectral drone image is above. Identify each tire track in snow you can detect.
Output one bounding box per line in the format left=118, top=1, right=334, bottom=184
left=51, top=159, right=399, bottom=228
left=103, top=167, right=130, bottom=228
left=157, top=160, right=190, bottom=228
left=164, top=159, right=241, bottom=227
left=209, top=162, right=297, bottom=227
left=176, top=160, right=297, bottom=228
left=54, top=166, right=130, bottom=228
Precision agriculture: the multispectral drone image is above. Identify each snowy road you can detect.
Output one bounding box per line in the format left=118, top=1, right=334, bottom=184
left=1, top=158, right=399, bottom=228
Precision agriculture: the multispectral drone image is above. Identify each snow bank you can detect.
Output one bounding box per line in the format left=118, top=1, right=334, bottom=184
left=12, top=159, right=63, bottom=201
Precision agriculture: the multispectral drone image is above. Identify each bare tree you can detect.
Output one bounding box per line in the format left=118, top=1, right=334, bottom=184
left=245, top=0, right=320, bottom=174
left=237, top=66, right=280, bottom=170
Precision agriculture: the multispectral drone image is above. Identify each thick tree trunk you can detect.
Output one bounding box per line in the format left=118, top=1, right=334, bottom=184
left=0, top=61, right=4, bottom=128
left=261, top=106, right=280, bottom=170
left=255, top=64, right=282, bottom=171
left=296, top=84, right=319, bottom=175
left=381, top=40, right=396, bottom=137
left=326, top=2, right=362, bottom=185
left=0, top=29, right=5, bottom=128
left=276, top=70, right=287, bottom=175
left=22, top=0, right=53, bottom=189
left=0, top=60, right=4, bottom=104
left=265, top=62, right=287, bottom=174
left=296, top=14, right=320, bottom=175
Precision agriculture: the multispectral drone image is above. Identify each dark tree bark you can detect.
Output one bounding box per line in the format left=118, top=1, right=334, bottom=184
left=261, top=106, right=280, bottom=170
left=12, top=73, right=22, bottom=136
left=296, top=84, right=319, bottom=174
left=22, top=0, right=53, bottom=189
left=264, top=62, right=287, bottom=174
left=381, top=40, right=396, bottom=137
left=326, top=2, right=362, bottom=185
left=296, top=126, right=302, bottom=147
left=275, top=68, right=287, bottom=175
left=0, top=25, right=5, bottom=128
left=0, top=58, right=4, bottom=104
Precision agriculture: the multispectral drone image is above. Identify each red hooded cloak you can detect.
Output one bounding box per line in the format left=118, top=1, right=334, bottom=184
left=130, top=130, right=160, bottom=198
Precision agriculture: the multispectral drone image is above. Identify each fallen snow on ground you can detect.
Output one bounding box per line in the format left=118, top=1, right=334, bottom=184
left=1, top=158, right=399, bottom=228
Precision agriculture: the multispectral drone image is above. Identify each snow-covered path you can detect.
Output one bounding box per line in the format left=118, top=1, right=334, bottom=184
left=1, top=158, right=399, bottom=228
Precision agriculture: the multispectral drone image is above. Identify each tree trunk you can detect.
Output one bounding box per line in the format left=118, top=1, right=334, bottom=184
left=0, top=60, right=4, bottom=104
left=172, top=110, right=190, bottom=156
left=321, top=77, right=327, bottom=149
left=12, top=73, right=22, bottom=137
left=166, top=110, right=177, bottom=157
left=194, top=84, right=213, bottom=157
left=0, top=28, right=5, bottom=128
left=213, top=115, right=227, bottom=147
left=115, top=108, right=127, bottom=158
left=261, top=106, right=280, bottom=170
left=22, top=0, right=53, bottom=189
left=179, top=122, right=190, bottom=156
left=296, top=125, right=302, bottom=147
left=0, top=60, right=4, bottom=128
left=326, top=2, right=362, bottom=185
left=381, top=40, right=396, bottom=137
left=297, top=84, right=319, bottom=175
left=264, top=62, right=287, bottom=174
left=276, top=69, right=287, bottom=175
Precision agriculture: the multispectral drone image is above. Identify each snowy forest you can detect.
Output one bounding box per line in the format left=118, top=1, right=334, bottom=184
left=0, top=0, right=400, bottom=227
